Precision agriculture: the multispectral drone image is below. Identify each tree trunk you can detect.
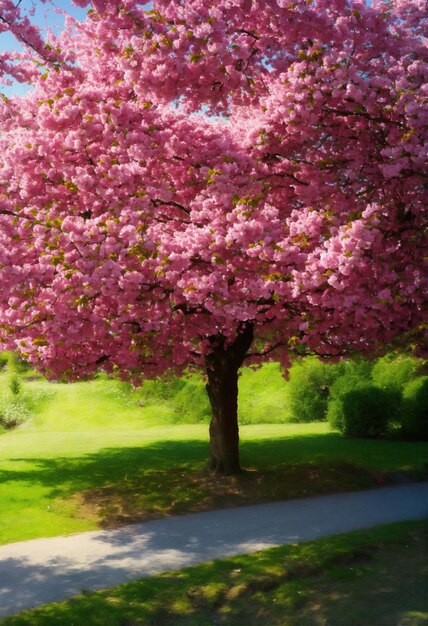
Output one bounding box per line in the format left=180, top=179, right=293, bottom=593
left=205, top=323, right=254, bottom=474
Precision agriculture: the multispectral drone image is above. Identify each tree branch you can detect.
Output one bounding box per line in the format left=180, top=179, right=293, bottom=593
left=324, top=107, right=405, bottom=128
left=151, top=198, right=190, bottom=215
left=245, top=341, right=286, bottom=359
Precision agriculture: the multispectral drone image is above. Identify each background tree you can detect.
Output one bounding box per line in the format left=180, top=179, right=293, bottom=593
left=0, top=0, right=426, bottom=473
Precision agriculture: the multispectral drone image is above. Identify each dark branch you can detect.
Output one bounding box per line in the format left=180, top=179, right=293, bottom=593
left=246, top=341, right=286, bottom=359
left=234, top=28, right=259, bottom=39
left=0, top=14, right=51, bottom=63
left=324, top=107, right=405, bottom=128
left=0, top=208, right=35, bottom=221
left=151, top=198, right=190, bottom=215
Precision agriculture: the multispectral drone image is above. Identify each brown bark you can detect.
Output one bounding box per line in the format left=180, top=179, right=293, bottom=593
left=205, top=323, right=254, bottom=474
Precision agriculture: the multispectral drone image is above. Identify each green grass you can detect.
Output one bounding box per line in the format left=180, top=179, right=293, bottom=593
left=1, top=520, right=427, bottom=626
left=0, top=372, right=426, bottom=546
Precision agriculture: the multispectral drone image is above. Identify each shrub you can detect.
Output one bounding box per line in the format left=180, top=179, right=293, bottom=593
left=0, top=352, right=8, bottom=371
left=328, top=360, right=394, bottom=437
left=371, top=354, right=422, bottom=393
left=9, top=375, right=22, bottom=396
left=173, top=377, right=211, bottom=423
left=0, top=379, right=55, bottom=430
left=140, top=376, right=186, bottom=402
left=287, top=357, right=343, bottom=422
left=400, top=377, right=428, bottom=440
left=0, top=351, right=33, bottom=375
left=0, top=397, right=31, bottom=429
left=136, top=374, right=210, bottom=423
left=330, top=384, right=393, bottom=438
left=327, top=360, right=373, bottom=428
left=12, top=354, right=32, bottom=374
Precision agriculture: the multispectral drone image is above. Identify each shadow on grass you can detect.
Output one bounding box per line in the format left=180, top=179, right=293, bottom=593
left=1, top=433, right=426, bottom=528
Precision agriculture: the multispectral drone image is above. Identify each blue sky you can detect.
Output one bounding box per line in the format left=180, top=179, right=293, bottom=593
left=0, top=0, right=88, bottom=96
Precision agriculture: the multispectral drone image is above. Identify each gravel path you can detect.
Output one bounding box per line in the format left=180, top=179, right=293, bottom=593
left=0, top=482, right=427, bottom=619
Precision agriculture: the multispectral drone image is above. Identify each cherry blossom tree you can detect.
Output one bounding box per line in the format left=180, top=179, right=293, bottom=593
left=0, top=0, right=426, bottom=473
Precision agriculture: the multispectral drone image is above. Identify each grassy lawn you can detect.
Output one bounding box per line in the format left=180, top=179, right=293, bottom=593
left=0, top=374, right=426, bottom=546
left=1, top=520, right=427, bottom=626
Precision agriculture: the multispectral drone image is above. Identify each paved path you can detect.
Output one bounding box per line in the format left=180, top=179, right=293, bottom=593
left=0, top=483, right=427, bottom=618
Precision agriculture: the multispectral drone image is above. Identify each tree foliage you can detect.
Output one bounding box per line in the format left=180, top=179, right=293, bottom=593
left=0, top=0, right=426, bottom=379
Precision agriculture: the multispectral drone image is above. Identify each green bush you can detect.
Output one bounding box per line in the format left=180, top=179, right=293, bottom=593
left=372, top=354, right=422, bottom=393
left=0, top=351, right=33, bottom=375
left=328, top=359, right=393, bottom=437
left=0, top=376, right=56, bottom=430
left=9, top=374, right=22, bottom=396
left=13, top=354, right=32, bottom=374
left=330, top=384, right=393, bottom=438
left=0, top=352, right=8, bottom=371
left=140, top=376, right=187, bottom=402
left=135, top=374, right=210, bottom=424
left=287, top=357, right=343, bottom=423
left=400, top=377, right=428, bottom=440
left=0, top=397, right=31, bottom=429
left=327, top=360, right=375, bottom=427
left=173, top=377, right=211, bottom=423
